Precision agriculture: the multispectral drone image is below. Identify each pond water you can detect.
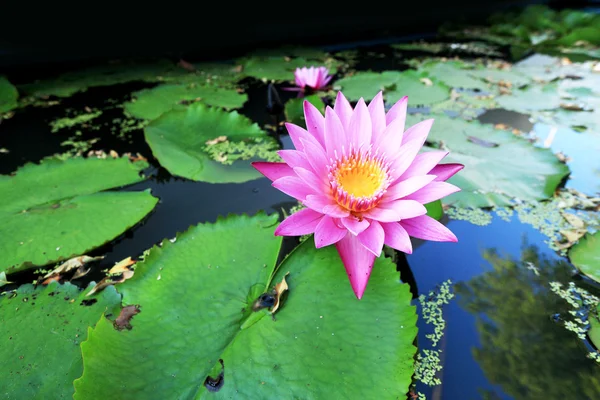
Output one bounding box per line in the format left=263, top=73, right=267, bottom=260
left=1, top=4, right=599, bottom=400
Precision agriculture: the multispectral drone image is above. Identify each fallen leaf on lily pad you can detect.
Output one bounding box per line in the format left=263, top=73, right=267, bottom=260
left=42, top=255, right=104, bottom=282
left=270, top=272, right=290, bottom=315
left=108, top=256, right=136, bottom=274
left=86, top=257, right=136, bottom=296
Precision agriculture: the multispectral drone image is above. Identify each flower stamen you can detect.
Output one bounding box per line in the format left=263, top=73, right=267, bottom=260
left=329, top=149, right=391, bottom=213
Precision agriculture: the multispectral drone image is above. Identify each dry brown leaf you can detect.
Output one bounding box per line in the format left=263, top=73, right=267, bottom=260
left=43, top=255, right=104, bottom=280
left=559, top=228, right=587, bottom=243
left=205, top=136, right=228, bottom=146
left=270, top=272, right=290, bottom=315
left=113, top=305, right=140, bottom=330
left=124, top=152, right=148, bottom=162
left=86, top=270, right=134, bottom=297
left=108, top=256, right=136, bottom=274
left=86, top=257, right=136, bottom=296
left=562, top=212, right=586, bottom=229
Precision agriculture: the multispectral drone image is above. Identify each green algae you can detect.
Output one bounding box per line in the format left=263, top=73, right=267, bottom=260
left=50, top=111, right=103, bottom=133
left=203, top=137, right=282, bottom=166
left=446, top=207, right=493, bottom=226
left=412, top=280, right=455, bottom=398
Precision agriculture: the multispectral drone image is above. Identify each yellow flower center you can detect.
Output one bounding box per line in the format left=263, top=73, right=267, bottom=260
left=335, top=159, right=386, bottom=198
left=330, top=151, right=390, bottom=213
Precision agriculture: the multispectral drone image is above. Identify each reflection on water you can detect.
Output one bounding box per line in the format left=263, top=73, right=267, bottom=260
left=408, top=214, right=599, bottom=400
left=457, top=244, right=599, bottom=400
left=533, top=123, right=600, bottom=195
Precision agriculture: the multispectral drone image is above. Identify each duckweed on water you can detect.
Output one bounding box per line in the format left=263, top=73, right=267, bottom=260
left=550, top=281, right=600, bottom=363
left=446, top=207, right=493, bottom=226
left=203, top=137, right=282, bottom=165
left=413, top=280, right=454, bottom=396
left=50, top=110, right=103, bottom=133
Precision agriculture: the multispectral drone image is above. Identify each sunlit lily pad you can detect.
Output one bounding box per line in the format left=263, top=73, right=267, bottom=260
left=568, top=231, right=600, bottom=283
left=73, top=213, right=417, bottom=399
left=0, top=281, right=120, bottom=399
left=144, top=103, right=279, bottom=183
left=407, top=114, right=570, bottom=208
left=124, top=83, right=248, bottom=120
left=284, top=94, right=324, bottom=126
left=0, top=76, right=18, bottom=114
left=335, top=70, right=449, bottom=105
left=0, top=157, right=157, bottom=274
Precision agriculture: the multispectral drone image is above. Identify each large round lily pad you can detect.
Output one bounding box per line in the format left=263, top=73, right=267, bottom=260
left=407, top=114, right=570, bottom=208
left=144, top=103, right=279, bottom=183
left=0, top=157, right=158, bottom=273
left=0, top=282, right=120, bottom=399
left=569, top=231, right=600, bottom=283
left=73, top=213, right=417, bottom=399
left=0, top=76, right=18, bottom=113
left=124, top=83, right=248, bottom=120
left=335, top=70, right=449, bottom=105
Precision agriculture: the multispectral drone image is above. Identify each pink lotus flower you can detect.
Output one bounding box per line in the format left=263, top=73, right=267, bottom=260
left=293, top=66, right=332, bottom=91
left=253, top=92, right=463, bottom=299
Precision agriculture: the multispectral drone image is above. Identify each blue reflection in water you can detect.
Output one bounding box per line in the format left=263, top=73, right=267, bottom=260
left=533, top=123, right=600, bottom=195
left=409, top=214, right=599, bottom=400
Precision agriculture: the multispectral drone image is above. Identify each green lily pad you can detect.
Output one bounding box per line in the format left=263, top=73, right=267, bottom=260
left=236, top=56, right=312, bottom=82
left=18, top=60, right=188, bottom=98
left=496, top=82, right=562, bottom=112
left=284, top=94, right=324, bottom=127
left=0, top=76, right=18, bottom=114
left=124, top=83, right=248, bottom=120
left=1, top=281, right=120, bottom=399
left=418, top=60, right=489, bottom=91
left=144, top=103, right=279, bottom=183
left=73, top=213, right=417, bottom=399
left=407, top=114, right=570, bottom=208
left=334, top=71, right=400, bottom=101
left=0, top=157, right=158, bottom=273
left=569, top=231, right=600, bottom=283
left=468, top=68, right=530, bottom=89
left=336, top=70, right=449, bottom=106
left=425, top=200, right=444, bottom=221
left=590, top=311, right=600, bottom=349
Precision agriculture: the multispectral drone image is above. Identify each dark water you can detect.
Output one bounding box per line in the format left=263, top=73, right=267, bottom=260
left=1, top=37, right=598, bottom=400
